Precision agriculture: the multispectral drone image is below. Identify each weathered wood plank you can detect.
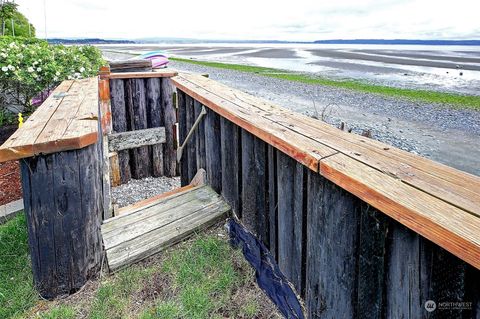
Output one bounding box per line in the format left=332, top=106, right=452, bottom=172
left=321, top=153, right=480, bottom=270
left=177, top=90, right=189, bottom=186
left=109, top=79, right=131, bottom=183
left=161, top=78, right=177, bottom=177
left=305, top=171, right=360, bottom=318
left=268, top=145, right=278, bottom=258
left=357, top=205, right=389, bottom=319
left=126, top=79, right=152, bottom=179
left=108, top=127, right=166, bottom=152
left=146, top=78, right=164, bottom=177
left=107, top=69, right=178, bottom=79
left=241, top=130, right=267, bottom=237
left=109, top=59, right=152, bottom=72
left=205, top=107, right=222, bottom=193
left=185, top=95, right=197, bottom=182
left=194, top=100, right=206, bottom=171
left=109, top=152, right=121, bottom=187
left=220, top=117, right=241, bottom=216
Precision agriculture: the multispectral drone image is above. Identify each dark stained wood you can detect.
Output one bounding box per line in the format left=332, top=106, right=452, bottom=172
left=109, top=79, right=131, bottom=183
left=306, top=171, right=360, bottom=318
left=126, top=79, right=151, bottom=179
left=194, top=100, right=206, bottom=171
left=241, top=130, right=267, bottom=237
left=109, top=59, right=152, bottom=72
left=205, top=108, right=222, bottom=193
left=268, top=145, right=278, bottom=258
left=220, top=117, right=241, bottom=216
left=356, top=205, right=388, bottom=319
left=177, top=90, right=189, bottom=186
left=185, top=95, right=197, bottom=182
left=146, top=78, right=164, bottom=177
left=161, top=78, right=177, bottom=177
left=19, top=143, right=102, bottom=299
left=277, top=151, right=307, bottom=294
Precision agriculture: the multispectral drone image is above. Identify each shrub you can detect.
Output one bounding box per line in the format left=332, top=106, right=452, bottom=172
left=0, top=36, right=105, bottom=114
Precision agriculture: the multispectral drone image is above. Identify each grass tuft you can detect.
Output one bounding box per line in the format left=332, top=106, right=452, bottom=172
left=170, top=57, right=480, bottom=110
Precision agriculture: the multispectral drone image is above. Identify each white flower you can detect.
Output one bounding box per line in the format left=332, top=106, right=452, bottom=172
left=1, top=66, right=8, bottom=72
left=55, top=71, right=60, bottom=76
left=36, top=67, right=42, bottom=72
left=8, top=65, right=15, bottom=71
left=9, top=42, right=17, bottom=48
left=0, top=53, right=6, bottom=58
left=33, top=61, right=38, bottom=65
left=67, top=75, right=73, bottom=80
left=53, top=76, right=58, bottom=81
left=27, top=67, right=34, bottom=73
left=79, top=67, right=85, bottom=73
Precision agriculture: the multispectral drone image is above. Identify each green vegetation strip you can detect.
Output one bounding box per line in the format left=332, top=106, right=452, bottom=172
left=171, top=57, right=480, bottom=110
left=1, top=214, right=277, bottom=319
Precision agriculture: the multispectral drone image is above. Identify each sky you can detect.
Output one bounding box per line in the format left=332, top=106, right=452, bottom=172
left=14, top=0, right=480, bottom=41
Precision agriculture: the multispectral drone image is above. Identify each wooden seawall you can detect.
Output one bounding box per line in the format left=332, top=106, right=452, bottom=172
left=171, top=72, right=480, bottom=318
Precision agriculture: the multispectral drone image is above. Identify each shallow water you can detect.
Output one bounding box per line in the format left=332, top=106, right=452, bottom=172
left=100, top=43, right=480, bottom=95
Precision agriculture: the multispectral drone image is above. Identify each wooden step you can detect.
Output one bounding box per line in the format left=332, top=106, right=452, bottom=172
left=101, top=185, right=230, bottom=271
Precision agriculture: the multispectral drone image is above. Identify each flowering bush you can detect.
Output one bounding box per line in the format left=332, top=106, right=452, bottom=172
left=0, top=36, right=105, bottom=115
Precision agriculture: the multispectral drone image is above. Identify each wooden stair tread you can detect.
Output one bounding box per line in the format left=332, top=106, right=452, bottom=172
left=101, top=185, right=230, bottom=271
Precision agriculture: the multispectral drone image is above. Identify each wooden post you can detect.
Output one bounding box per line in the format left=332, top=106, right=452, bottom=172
left=185, top=95, right=197, bottom=182
left=204, top=107, right=222, bottom=193
left=177, top=90, right=189, bottom=186
left=277, top=151, right=306, bottom=294
left=19, top=143, right=103, bottom=299
left=109, top=78, right=131, bottom=184
left=126, top=79, right=151, bottom=179
left=194, top=100, right=206, bottom=171
left=220, top=117, right=241, bottom=216
left=268, top=145, right=278, bottom=258
left=98, top=68, right=113, bottom=219
left=146, top=78, right=164, bottom=177
left=305, top=171, right=360, bottom=318
left=161, top=78, right=177, bottom=177
left=241, top=130, right=267, bottom=237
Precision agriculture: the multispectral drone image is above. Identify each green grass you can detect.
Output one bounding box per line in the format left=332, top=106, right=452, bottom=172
left=1, top=214, right=275, bottom=318
left=170, top=57, right=480, bottom=110
left=0, top=214, right=37, bottom=319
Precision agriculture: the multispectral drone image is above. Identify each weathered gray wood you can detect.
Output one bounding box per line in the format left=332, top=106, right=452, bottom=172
left=305, top=171, right=360, bottom=318
left=186, top=95, right=197, bottom=182
left=146, top=78, right=164, bottom=177
left=19, top=143, right=103, bottom=299
left=241, top=130, right=267, bottom=238
left=161, top=78, right=177, bottom=177
left=127, top=79, right=152, bottom=179
left=194, top=100, right=206, bottom=170
left=357, top=205, right=388, bottom=319
left=268, top=145, right=278, bottom=258
left=277, top=152, right=306, bottom=294
left=221, top=117, right=241, bottom=216
left=102, top=185, right=230, bottom=271
left=109, top=59, right=152, bottom=72
left=108, top=127, right=166, bottom=152
left=177, top=90, right=189, bottom=186
left=109, top=79, right=131, bottom=184
left=205, top=107, right=222, bottom=193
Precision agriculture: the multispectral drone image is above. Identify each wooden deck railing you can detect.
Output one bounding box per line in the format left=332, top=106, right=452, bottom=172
left=171, top=72, right=480, bottom=318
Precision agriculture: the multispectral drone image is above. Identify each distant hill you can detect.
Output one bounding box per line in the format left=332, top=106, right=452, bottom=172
left=47, top=38, right=135, bottom=45
left=313, top=39, right=480, bottom=45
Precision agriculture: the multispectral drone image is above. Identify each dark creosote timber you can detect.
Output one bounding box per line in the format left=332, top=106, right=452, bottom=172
left=20, top=142, right=103, bottom=299
left=176, top=87, right=480, bottom=319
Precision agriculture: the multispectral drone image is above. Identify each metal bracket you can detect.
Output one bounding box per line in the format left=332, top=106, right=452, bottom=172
left=177, top=106, right=207, bottom=162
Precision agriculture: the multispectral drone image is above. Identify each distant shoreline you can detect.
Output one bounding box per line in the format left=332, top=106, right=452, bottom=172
left=49, top=38, right=480, bottom=46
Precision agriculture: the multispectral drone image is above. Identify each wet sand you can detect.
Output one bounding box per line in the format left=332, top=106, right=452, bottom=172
left=357, top=50, right=480, bottom=63
left=308, top=49, right=480, bottom=71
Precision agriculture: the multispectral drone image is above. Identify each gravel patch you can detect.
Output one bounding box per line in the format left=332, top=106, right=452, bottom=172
left=111, top=176, right=180, bottom=208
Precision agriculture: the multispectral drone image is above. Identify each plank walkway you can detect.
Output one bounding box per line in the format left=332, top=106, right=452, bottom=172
left=0, top=78, right=99, bottom=162
left=102, top=185, right=231, bottom=271
left=171, top=72, right=480, bottom=270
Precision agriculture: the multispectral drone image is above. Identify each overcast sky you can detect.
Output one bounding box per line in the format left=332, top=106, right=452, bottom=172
left=15, top=0, right=480, bottom=41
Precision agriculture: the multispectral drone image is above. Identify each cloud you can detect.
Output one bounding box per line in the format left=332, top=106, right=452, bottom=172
left=15, top=0, right=480, bottom=40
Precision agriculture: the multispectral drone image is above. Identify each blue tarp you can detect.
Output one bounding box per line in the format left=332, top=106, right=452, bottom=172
left=226, top=219, right=304, bottom=319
